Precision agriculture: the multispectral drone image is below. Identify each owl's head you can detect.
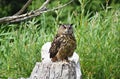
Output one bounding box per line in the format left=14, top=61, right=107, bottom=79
left=57, top=24, right=74, bottom=35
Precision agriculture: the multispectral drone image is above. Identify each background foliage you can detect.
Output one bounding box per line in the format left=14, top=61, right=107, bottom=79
left=0, top=0, right=120, bottom=79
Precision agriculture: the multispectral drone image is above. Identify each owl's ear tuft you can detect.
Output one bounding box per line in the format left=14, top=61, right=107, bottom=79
left=59, top=24, right=63, bottom=27
left=70, top=24, right=73, bottom=26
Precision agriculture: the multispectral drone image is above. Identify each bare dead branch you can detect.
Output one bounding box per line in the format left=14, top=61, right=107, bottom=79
left=0, top=0, right=73, bottom=23
left=14, top=0, right=33, bottom=15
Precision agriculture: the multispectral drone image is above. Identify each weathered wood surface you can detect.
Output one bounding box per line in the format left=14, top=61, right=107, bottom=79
left=29, top=61, right=76, bottom=79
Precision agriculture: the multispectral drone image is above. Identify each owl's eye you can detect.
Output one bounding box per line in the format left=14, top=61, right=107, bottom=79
left=63, top=25, right=66, bottom=29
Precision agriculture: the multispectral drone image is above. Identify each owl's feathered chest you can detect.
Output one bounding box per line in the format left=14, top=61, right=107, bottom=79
left=49, top=34, right=76, bottom=58
left=57, top=34, right=76, bottom=46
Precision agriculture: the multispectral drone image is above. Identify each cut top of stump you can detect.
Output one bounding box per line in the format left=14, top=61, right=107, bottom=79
left=30, top=61, right=76, bottom=79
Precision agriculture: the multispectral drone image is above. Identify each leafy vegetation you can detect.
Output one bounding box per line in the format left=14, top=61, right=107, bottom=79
left=0, top=0, right=120, bottom=79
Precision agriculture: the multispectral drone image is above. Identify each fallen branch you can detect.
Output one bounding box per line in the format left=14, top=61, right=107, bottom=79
left=0, top=0, right=73, bottom=24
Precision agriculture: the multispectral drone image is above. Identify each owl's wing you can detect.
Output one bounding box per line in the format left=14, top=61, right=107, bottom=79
left=49, top=35, right=61, bottom=58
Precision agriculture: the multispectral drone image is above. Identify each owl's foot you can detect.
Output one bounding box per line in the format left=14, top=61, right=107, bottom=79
left=62, top=59, right=69, bottom=64
left=62, top=57, right=70, bottom=64
left=51, top=57, right=58, bottom=62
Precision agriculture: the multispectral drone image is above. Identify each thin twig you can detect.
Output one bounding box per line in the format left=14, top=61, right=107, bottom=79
left=50, top=0, right=73, bottom=11
left=14, top=0, right=33, bottom=15
left=39, top=0, right=50, bottom=10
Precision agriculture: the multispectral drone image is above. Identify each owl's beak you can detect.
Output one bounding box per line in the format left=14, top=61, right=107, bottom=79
left=64, top=29, right=69, bottom=34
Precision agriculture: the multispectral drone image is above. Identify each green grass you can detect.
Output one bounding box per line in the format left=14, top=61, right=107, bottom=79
left=0, top=9, right=120, bottom=79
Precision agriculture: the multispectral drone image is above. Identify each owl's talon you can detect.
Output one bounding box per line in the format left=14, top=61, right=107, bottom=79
left=61, top=59, right=69, bottom=64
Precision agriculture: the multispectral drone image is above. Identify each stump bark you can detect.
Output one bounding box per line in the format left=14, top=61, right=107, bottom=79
left=29, top=61, right=76, bottom=79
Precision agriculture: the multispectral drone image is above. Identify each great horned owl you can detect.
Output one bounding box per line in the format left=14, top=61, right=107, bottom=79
left=49, top=24, right=76, bottom=62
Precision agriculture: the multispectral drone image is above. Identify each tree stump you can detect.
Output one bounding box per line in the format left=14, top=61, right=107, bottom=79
left=29, top=61, right=76, bottom=79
